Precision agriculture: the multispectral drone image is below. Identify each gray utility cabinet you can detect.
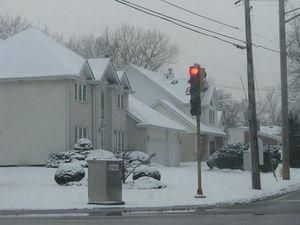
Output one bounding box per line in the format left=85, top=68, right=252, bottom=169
left=88, top=160, right=124, bottom=205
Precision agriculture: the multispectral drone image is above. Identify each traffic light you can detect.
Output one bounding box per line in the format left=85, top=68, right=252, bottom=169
left=189, top=64, right=201, bottom=116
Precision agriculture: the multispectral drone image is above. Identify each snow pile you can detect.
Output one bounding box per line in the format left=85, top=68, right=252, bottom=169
left=86, top=149, right=116, bottom=161
left=54, top=163, right=85, bottom=185
left=132, top=165, right=161, bottom=181
left=73, top=138, right=93, bottom=151
left=130, top=177, right=167, bottom=189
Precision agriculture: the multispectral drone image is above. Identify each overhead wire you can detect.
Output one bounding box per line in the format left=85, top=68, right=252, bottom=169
left=115, top=0, right=280, bottom=53
left=159, top=0, right=279, bottom=45
left=114, top=0, right=245, bottom=48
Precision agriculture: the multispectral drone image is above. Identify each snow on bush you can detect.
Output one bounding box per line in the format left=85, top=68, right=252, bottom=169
left=86, top=149, right=116, bottom=161
left=132, top=165, right=161, bottom=181
left=46, top=151, right=87, bottom=168
left=54, top=162, right=85, bottom=185
left=206, top=143, right=281, bottom=172
left=73, top=138, right=93, bottom=151
left=125, top=151, right=150, bottom=163
left=130, top=177, right=166, bottom=189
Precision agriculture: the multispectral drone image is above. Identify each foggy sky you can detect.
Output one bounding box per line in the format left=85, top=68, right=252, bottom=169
left=1, top=0, right=297, bottom=99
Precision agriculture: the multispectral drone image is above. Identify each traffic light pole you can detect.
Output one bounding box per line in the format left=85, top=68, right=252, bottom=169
left=244, top=0, right=261, bottom=190
left=279, top=0, right=290, bottom=180
left=195, top=114, right=205, bottom=198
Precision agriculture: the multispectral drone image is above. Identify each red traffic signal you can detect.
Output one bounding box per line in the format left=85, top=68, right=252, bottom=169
left=189, top=64, right=201, bottom=77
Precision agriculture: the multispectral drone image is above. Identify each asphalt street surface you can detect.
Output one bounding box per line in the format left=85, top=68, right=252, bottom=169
left=1, top=190, right=300, bottom=225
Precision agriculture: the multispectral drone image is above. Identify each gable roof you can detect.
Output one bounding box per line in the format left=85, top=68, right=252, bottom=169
left=128, top=96, right=186, bottom=131
left=152, top=99, right=226, bottom=136
left=117, top=71, right=132, bottom=90
left=128, top=64, right=216, bottom=106
left=88, top=58, right=121, bottom=85
left=0, top=28, right=85, bottom=79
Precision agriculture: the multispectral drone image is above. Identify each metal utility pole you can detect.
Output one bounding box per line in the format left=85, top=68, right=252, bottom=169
left=195, top=114, right=204, bottom=197
left=279, top=0, right=290, bottom=180
left=244, top=0, right=261, bottom=190
left=189, top=64, right=205, bottom=198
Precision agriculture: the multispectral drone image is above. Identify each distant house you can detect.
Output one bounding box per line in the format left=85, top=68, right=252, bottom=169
left=124, top=65, right=226, bottom=161
left=0, top=29, right=130, bottom=165
left=228, top=126, right=282, bottom=147
left=127, top=96, right=186, bottom=166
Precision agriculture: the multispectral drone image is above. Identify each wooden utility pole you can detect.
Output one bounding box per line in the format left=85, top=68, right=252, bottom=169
left=279, top=0, right=290, bottom=180
left=244, top=0, right=261, bottom=190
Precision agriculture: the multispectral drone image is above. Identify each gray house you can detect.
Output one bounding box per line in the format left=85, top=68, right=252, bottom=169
left=0, top=29, right=130, bottom=165
left=124, top=65, right=226, bottom=161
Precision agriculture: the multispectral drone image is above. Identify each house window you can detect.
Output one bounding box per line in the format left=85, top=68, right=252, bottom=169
left=209, top=109, right=215, bottom=124
left=101, top=92, right=105, bottom=119
left=75, top=126, right=88, bottom=143
left=114, top=130, right=125, bottom=152
left=117, top=93, right=125, bottom=109
left=75, top=83, right=87, bottom=103
left=100, top=128, right=106, bottom=149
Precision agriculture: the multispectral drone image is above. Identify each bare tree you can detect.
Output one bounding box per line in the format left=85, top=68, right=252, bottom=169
left=65, top=24, right=179, bottom=71
left=216, top=89, right=246, bottom=128
left=262, top=87, right=281, bottom=126
left=0, top=14, right=32, bottom=40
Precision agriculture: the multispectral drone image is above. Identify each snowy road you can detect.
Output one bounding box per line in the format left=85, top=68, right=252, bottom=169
left=1, top=190, right=300, bottom=225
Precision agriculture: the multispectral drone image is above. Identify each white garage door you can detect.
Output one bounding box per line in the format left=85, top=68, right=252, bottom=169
left=147, top=139, right=166, bottom=166
left=167, top=141, right=181, bottom=167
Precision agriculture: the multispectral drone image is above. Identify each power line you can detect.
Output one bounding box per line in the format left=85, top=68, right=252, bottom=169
left=159, top=0, right=239, bottom=30
left=118, top=0, right=246, bottom=44
left=160, top=0, right=279, bottom=45
left=114, top=0, right=245, bottom=48
left=115, top=0, right=280, bottom=53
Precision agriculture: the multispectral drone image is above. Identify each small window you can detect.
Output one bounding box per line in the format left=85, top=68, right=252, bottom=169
left=75, top=126, right=88, bottom=143
left=83, top=85, right=87, bottom=102
left=101, top=92, right=105, bottom=119
left=75, top=83, right=87, bottom=103
left=75, top=83, right=78, bottom=100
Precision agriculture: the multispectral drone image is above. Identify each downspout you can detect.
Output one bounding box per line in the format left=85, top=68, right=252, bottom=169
left=62, top=77, right=70, bottom=151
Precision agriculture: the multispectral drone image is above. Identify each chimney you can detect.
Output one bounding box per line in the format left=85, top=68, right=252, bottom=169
left=164, top=68, right=174, bottom=80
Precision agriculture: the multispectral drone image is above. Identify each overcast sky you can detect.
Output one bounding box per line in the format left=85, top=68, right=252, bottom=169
left=1, top=0, right=299, bottom=99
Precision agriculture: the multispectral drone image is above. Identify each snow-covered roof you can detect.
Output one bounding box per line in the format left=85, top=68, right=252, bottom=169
left=152, top=99, right=226, bottom=136
left=128, top=96, right=186, bottom=131
left=87, top=58, right=110, bottom=80
left=129, top=65, right=215, bottom=106
left=0, top=28, right=85, bottom=79
left=230, top=126, right=282, bottom=141
left=117, top=71, right=132, bottom=90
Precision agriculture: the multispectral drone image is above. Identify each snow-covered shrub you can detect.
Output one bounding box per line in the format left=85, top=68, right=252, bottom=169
left=86, top=149, right=116, bottom=161
left=124, top=151, right=150, bottom=163
left=54, top=163, right=85, bottom=185
left=206, top=143, right=248, bottom=170
left=46, top=151, right=86, bottom=168
left=73, top=138, right=93, bottom=151
left=131, top=177, right=166, bottom=189
left=206, top=143, right=281, bottom=172
left=132, top=165, right=161, bottom=181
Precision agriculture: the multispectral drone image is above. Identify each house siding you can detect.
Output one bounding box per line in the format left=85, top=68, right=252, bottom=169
left=0, top=80, right=67, bottom=165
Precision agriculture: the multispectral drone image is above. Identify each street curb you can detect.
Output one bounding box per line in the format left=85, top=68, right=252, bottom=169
left=0, top=187, right=298, bottom=216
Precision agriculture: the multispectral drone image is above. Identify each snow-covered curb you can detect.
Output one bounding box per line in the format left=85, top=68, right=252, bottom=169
left=0, top=162, right=299, bottom=211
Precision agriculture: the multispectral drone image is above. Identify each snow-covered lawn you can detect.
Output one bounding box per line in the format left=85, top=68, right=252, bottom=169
left=1, top=163, right=300, bottom=210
